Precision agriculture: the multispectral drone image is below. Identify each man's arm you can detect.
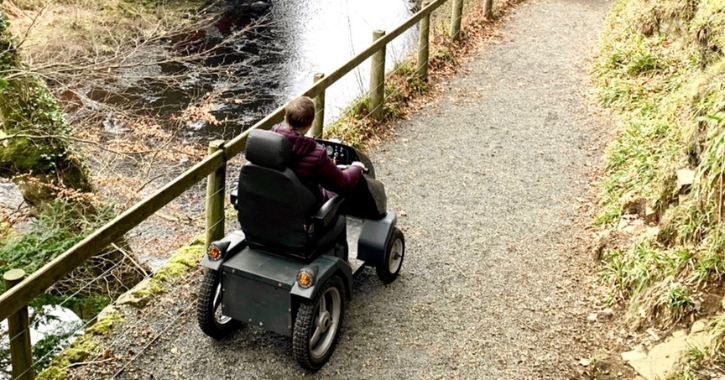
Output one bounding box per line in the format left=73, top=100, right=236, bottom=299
left=316, top=152, right=363, bottom=193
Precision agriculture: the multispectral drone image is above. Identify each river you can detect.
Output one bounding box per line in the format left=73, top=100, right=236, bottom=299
left=140, top=0, right=419, bottom=139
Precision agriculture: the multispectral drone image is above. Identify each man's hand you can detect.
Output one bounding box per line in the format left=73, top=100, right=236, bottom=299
left=351, top=161, right=367, bottom=170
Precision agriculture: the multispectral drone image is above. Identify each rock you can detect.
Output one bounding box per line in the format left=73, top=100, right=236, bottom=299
left=599, top=308, right=614, bottom=319
left=623, top=327, right=713, bottom=380
left=646, top=327, right=661, bottom=341
left=587, top=313, right=598, bottom=322
left=644, top=206, right=658, bottom=224
left=676, top=168, right=694, bottom=193
left=117, top=278, right=154, bottom=308
left=621, top=220, right=645, bottom=234
left=579, top=358, right=591, bottom=367
left=691, top=319, right=709, bottom=334
left=642, top=226, right=659, bottom=241
left=621, top=349, right=647, bottom=362
left=98, top=305, right=121, bottom=321
left=251, top=1, right=271, bottom=13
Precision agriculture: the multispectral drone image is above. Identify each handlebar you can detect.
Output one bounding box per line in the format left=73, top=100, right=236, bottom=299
left=337, top=164, right=369, bottom=174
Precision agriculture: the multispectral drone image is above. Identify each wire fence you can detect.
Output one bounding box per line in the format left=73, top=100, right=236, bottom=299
left=2, top=183, right=226, bottom=379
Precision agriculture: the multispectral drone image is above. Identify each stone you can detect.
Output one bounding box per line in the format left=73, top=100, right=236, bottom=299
left=621, top=349, right=647, bottom=362
left=642, top=226, right=660, bottom=241
left=599, top=308, right=614, bottom=320
left=691, top=319, right=709, bottom=334
left=644, top=207, right=658, bottom=224
left=117, top=278, right=154, bottom=308
left=97, top=305, right=121, bottom=321
left=623, top=327, right=713, bottom=380
left=251, top=1, right=271, bottom=13
left=587, top=313, right=598, bottom=322
left=625, top=333, right=685, bottom=379
left=676, top=168, right=694, bottom=193
left=36, top=366, right=69, bottom=380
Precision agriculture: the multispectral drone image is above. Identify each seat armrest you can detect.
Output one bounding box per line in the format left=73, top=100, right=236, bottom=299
left=230, top=189, right=239, bottom=210
left=312, top=195, right=344, bottom=228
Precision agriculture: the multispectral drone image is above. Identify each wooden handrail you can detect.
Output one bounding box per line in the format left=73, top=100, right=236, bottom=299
left=0, top=0, right=450, bottom=323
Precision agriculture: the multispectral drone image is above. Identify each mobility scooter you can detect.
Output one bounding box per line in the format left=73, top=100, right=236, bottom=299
left=196, top=129, right=405, bottom=370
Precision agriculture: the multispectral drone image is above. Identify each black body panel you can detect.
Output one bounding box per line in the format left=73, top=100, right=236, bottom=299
left=222, top=271, right=292, bottom=336
left=357, top=212, right=397, bottom=267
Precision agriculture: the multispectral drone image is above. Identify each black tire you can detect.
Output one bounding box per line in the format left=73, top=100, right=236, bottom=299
left=293, top=276, right=346, bottom=371
left=196, top=270, right=237, bottom=339
left=376, top=228, right=405, bottom=283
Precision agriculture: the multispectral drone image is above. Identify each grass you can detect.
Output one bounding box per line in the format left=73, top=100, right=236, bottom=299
left=594, top=0, right=725, bottom=373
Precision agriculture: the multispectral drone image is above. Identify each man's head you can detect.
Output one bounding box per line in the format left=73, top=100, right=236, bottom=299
left=285, top=96, right=316, bottom=132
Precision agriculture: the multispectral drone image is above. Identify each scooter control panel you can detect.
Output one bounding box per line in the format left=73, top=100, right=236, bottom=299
left=316, top=140, right=360, bottom=166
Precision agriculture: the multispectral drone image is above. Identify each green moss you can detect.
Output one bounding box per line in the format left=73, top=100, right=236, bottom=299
left=52, top=348, right=92, bottom=368
left=86, top=313, right=124, bottom=336
left=36, top=366, right=69, bottom=380
left=154, top=242, right=203, bottom=282
left=71, top=335, right=100, bottom=353
left=189, top=234, right=205, bottom=246
left=146, top=278, right=167, bottom=294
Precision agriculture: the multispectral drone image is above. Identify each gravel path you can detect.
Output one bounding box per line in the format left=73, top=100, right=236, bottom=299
left=72, top=0, right=614, bottom=378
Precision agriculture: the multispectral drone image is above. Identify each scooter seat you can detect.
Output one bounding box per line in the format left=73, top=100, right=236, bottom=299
left=236, top=130, right=346, bottom=261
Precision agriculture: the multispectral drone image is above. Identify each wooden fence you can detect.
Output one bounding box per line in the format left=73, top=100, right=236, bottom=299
left=0, top=0, right=492, bottom=377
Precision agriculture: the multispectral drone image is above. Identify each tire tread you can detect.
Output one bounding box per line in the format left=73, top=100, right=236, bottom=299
left=196, top=270, right=235, bottom=339
left=292, top=276, right=345, bottom=371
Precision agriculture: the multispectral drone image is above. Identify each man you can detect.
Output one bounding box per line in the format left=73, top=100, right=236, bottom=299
left=271, top=96, right=366, bottom=206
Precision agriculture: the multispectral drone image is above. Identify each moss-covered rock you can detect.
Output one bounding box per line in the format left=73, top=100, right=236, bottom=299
left=52, top=347, right=92, bottom=368
left=36, top=366, right=69, bottom=380
left=0, top=8, right=94, bottom=214
left=86, top=312, right=124, bottom=336
left=116, top=278, right=157, bottom=308
left=154, top=244, right=203, bottom=282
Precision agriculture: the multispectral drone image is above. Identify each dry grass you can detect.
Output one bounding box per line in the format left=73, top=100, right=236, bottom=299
left=594, top=0, right=725, bottom=374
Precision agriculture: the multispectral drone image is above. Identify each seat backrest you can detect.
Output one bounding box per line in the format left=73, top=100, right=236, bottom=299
left=236, top=130, right=317, bottom=249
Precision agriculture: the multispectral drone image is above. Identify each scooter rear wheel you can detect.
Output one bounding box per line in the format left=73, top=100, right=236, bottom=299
left=293, top=276, right=345, bottom=371
left=197, top=270, right=237, bottom=339
left=376, top=228, right=405, bottom=283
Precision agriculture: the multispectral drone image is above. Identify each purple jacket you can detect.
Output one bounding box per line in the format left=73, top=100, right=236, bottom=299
left=272, top=125, right=363, bottom=203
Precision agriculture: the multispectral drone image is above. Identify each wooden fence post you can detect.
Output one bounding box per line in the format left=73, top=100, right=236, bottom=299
left=309, top=72, right=325, bottom=138
left=4, top=269, right=35, bottom=380
left=369, top=30, right=386, bottom=122
left=484, top=0, right=493, bottom=19
left=205, top=140, right=226, bottom=249
left=417, top=1, right=431, bottom=80
left=450, top=0, right=464, bottom=41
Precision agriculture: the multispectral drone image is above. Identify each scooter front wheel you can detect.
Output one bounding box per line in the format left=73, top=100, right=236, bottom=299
left=196, top=270, right=237, bottom=339
left=293, top=276, right=345, bottom=371
left=376, top=228, right=405, bottom=283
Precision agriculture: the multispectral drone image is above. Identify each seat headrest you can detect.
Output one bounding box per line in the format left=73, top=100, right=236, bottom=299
left=245, top=129, right=292, bottom=171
